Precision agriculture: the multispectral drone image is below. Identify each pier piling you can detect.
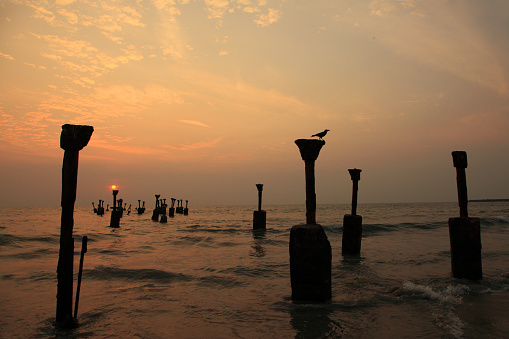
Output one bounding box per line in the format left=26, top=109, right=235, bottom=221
left=253, top=184, right=266, bottom=229
left=57, top=124, right=93, bottom=327
left=290, top=139, right=331, bottom=302
left=342, top=169, right=363, bottom=256
left=109, top=190, right=121, bottom=227
left=448, top=151, right=482, bottom=280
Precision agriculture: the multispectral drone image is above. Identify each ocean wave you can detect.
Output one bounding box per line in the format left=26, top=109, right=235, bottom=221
left=86, top=265, right=192, bottom=283
left=401, top=281, right=469, bottom=305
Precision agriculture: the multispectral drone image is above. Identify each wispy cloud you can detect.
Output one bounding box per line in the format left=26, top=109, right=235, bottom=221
left=178, top=120, right=212, bottom=128
left=163, top=137, right=223, bottom=151
left=0, top=52, right=14, bottom=60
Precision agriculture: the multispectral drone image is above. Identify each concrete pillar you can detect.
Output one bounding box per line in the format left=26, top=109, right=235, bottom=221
left=448, top=151, right=482, bottom=280
left=109, top=190, right=120, bottom=228
left=57, top=124, right=93, bottom=327
left=184, top=200, right=189, bottom=215
left=290, top=139, right=331, bottom=302
left=342, top=168, right=362, bottom=256
left=253, top=184, right=266, bottom=229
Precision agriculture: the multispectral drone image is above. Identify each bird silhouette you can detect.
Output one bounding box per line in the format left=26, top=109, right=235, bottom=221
left=311, top=129, right=330, bottom=139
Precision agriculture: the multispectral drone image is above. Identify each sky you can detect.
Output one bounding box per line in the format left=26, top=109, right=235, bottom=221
left=1, top=0, right=508, bottom=207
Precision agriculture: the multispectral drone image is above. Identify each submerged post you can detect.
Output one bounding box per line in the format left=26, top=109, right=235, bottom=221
left=253, top=184, right=266, bottom=229
left=290, top=139, right=331, bottom=302
left=184, top=200, right=189, bottom=215
left=342, top=169, right=363, bottom=256
left=57, top=124, right=93, bottom=327
left=448, top=151, right=482, bottom=280
left=109, top=189, right=120, bottom=227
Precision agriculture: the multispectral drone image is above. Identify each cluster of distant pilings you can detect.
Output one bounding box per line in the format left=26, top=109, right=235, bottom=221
left=152, top=196, right=189, bottom=223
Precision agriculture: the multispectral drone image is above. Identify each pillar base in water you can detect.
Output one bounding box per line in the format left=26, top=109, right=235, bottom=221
left=448, top=217, right=482, bottom=280
left=169, top=208, right=175, bottom=217
left=253, top=210, right=266, bottom=230
left=160, top=215, right=167, bottom=223
left=290, top=224, right=331, bottom=302
left=184, top=208, right=188, bottom=216
left=109, top=210, right=121, bottom=228
left=342, top=214, right=362, bottom=256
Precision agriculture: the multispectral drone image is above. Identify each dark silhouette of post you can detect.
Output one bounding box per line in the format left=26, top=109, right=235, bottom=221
left=152, top=194, right=161, bottom=221
left=57, top=124, right=93, bottom=327
left=109, top=190, right=120, bottom=227
left=448, top=151, right=482, bottom=280
left=169, top=198, right=176, bottom=217
left=342, top=169, right=363, bottom=255
left=253, top=184, right=266, bottom=229
left=74, top=236, right=87, bottom=319
left=184, top=200, right=189, bottom=215
left=97, top=199, right=104, bottom=216
left=295, top=139, right=325, bottom=224
left=290, top=139, right=331, bottom=302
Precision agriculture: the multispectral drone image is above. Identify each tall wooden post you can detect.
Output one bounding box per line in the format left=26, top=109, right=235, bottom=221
left=342, top=169, right=363, bottom=255
left=57, top=124, right=93, bottom=327
left=290, top=139, right=331, bottom=302
left=448, top=151, right=482, bottom=280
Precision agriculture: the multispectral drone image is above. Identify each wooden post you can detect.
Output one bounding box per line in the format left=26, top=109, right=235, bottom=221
left=290, top=139, right=331, bottom=302
left=253, top=184, right=266, bottom=229
left=57, top=124, right=93, bottom=327
left=448, top=151, right=482, bottom=280
left=342, top=169, right=362, bottom=256
left=74, top=236, right=88, bottom=319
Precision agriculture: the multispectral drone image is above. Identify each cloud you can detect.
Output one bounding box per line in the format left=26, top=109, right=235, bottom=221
left=253, top=8, right=281, bottom=27
left=178, top=120, right=212, bottom=128
left=163, top=137, right=223, bottom=151
left=0, top=52, right=14, bottom=60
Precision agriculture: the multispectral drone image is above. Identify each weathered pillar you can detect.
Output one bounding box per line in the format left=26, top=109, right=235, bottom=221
left=184, top=200, right=189, bottom=215
left=169, top=198, right=176, bottom=217
left=342, top=169, right=363, bottom=256
left=109, top=190, right=120, bottom=227
left=151, top=194, right=160, bottom=221
left=290, top=139, right=331, bottom=302
left=57, top=124, right=93, bottom=327
left=448, top=151, right=482, bottom=280
left=97, top=199, right=104, bottom=216
left=253, top=184, right=266, bottom=229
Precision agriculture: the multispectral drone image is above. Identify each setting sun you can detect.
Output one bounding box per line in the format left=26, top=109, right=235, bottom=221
left=111, top=185, right=117, bottom=190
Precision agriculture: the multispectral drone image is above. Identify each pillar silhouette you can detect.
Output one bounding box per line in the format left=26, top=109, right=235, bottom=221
left=253, top=184, right=266, bottom=229
left=290, top=139, right=331, bottom=302
left=448, top=151, right=482, bottom=280
left=56, top=124, right=93, bottom=327
left=342, top=169, right=362, bottom=256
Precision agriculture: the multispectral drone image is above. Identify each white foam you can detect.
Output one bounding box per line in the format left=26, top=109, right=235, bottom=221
left=402, top=281, right=469, bottom=305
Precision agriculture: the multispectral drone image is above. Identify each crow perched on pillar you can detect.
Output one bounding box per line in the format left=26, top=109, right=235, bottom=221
left=311, top=129, right=330, bottom=140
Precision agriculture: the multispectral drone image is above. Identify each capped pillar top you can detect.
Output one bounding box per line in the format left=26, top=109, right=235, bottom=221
left=452, top=151, right=467, bottom=168
left=348, top=168, right=362, bottom=181
left=60, top=124, right=93, bottom=151
left=295, top=139, right=325, bottom=161
left=256, top=183, right=264, bottom=192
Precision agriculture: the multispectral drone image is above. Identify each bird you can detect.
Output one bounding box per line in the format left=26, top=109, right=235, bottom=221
left=311, top=129, right=330, bottom=139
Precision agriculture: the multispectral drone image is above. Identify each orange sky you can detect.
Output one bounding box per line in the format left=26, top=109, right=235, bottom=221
left=1, top=0, right=508, bottom=207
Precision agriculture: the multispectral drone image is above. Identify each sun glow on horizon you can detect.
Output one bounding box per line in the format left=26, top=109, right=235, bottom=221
left=111, top=185, right=117, bottom=190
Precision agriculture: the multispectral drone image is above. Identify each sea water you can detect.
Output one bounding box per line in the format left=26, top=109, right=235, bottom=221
left=0, top=202, right=508, bottom=338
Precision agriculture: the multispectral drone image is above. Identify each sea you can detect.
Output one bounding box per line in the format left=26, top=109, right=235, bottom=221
left=0, top=202, right=508, bottom=338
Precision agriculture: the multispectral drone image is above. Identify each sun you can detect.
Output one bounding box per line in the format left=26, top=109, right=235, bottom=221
left=111, top=185, right=117, bottom=190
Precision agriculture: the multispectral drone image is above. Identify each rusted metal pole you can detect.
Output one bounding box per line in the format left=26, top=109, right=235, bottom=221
left=57, top=124, right=93, bottom=327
